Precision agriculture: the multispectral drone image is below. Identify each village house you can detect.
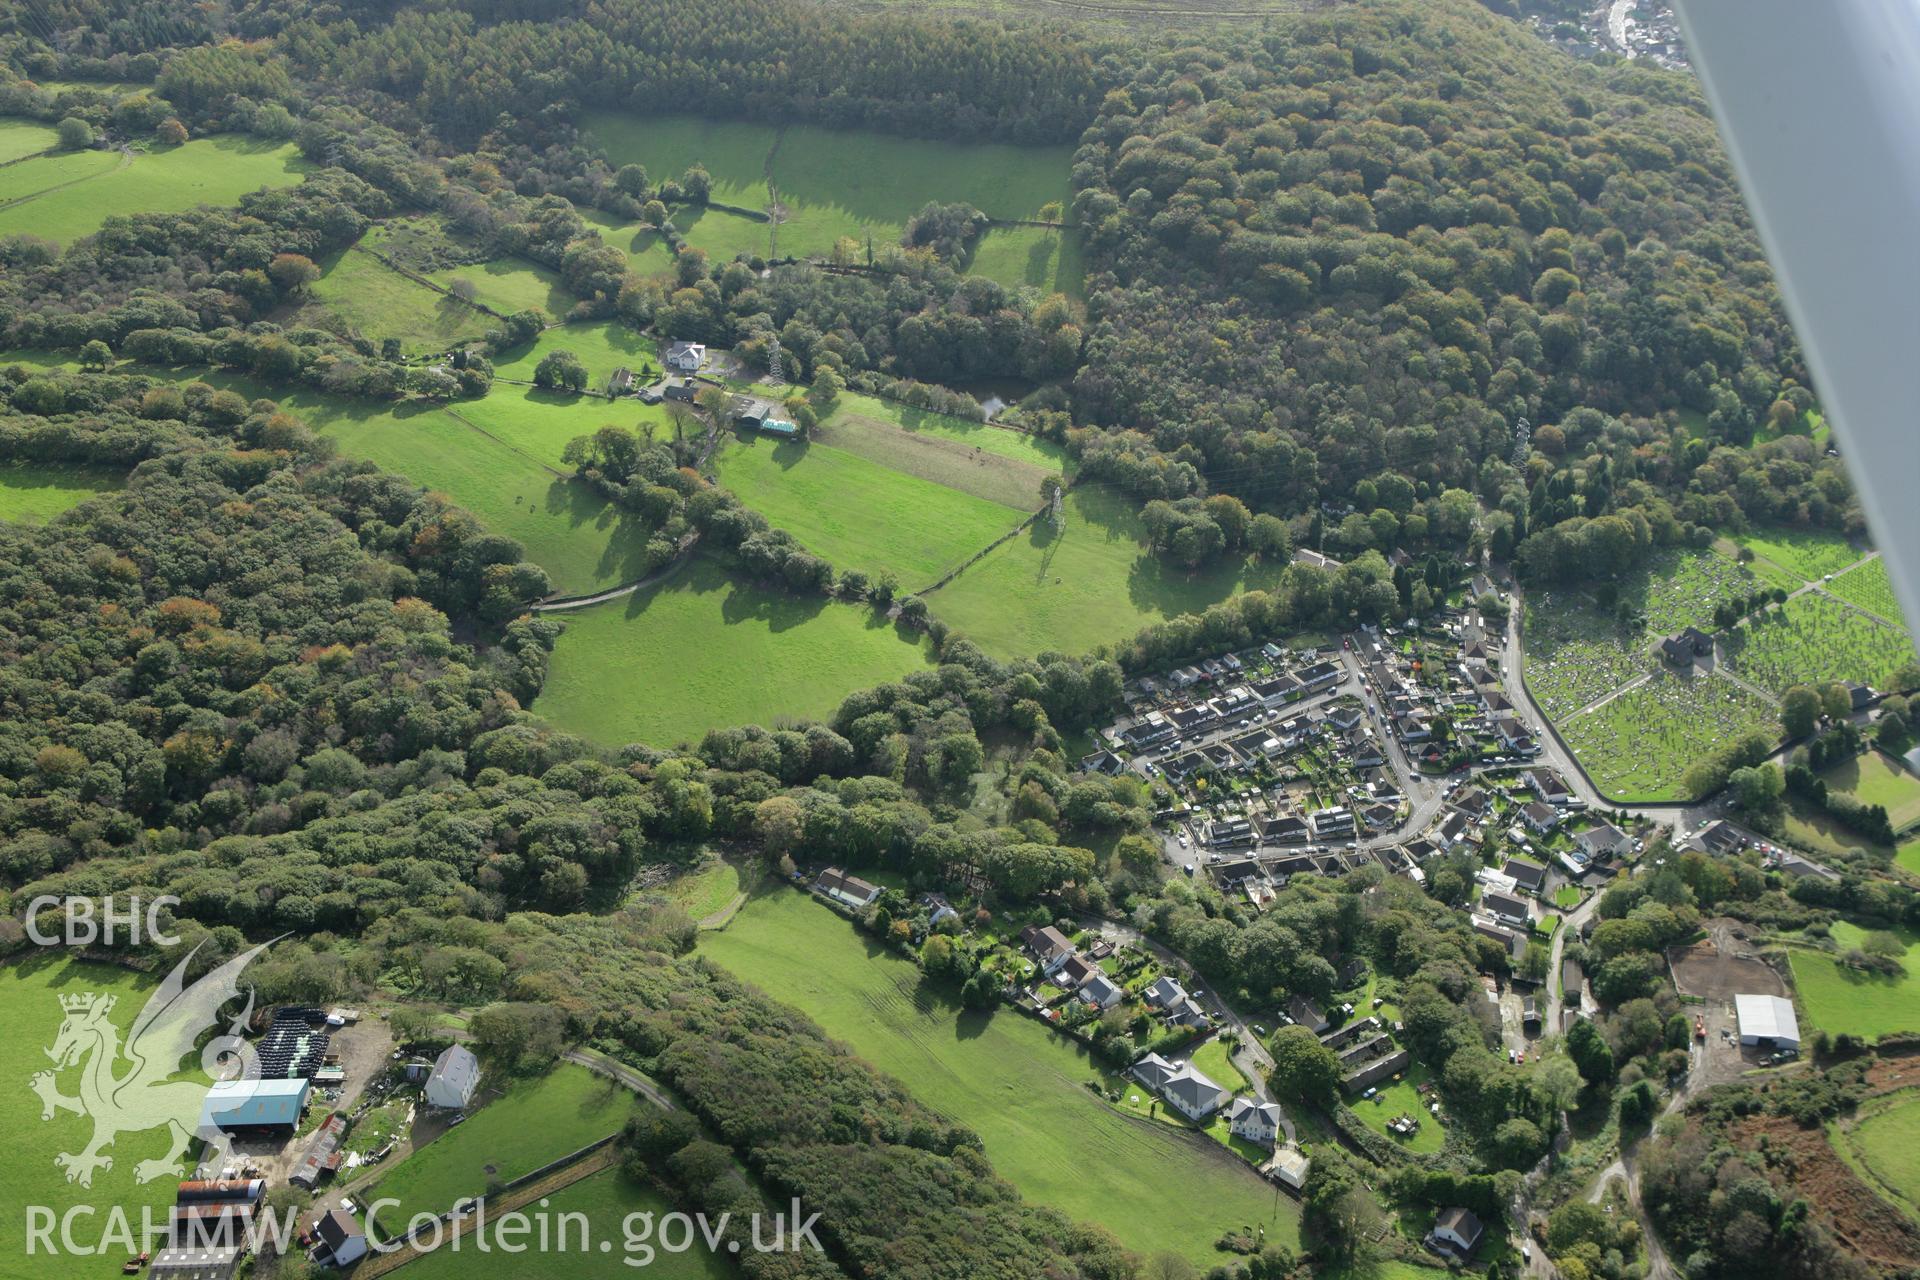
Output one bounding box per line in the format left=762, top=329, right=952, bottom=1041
left=425, top=1045, right=481, bottom=1110
left=1689, top=819, right=1746, bottom=856
left=1021, top=925, right=1078, bottom=976
left=1079, top=973, right=1125, bottom=1009
left=1310, top=806, right=1356, bottom=840
left=1227, top=1097, right=1285, bottom=1147
left=1575, top=822, right=1633, bottom=860
left=1481, top=891, right=1531, bottom=929
left=1501, top=857, right=1547, bottom=896
left=1472, top=917, right=1527, bottom=959
left=922, top=893, right=960, bottom=928
left=1450, top=786, right=1490, bottom=817
left=663, top=340, right=707, bottom=373
left=1519, top=801, right=1563, bottom=834
left=1055, top=953, right=1100, bottom=989
left=1523, top=767, right=1573, bottom=804
left=1287, top=994, right=1330, bottom=1034
left=310, top=1209, right=369, bottom=1269
left=1430, top=1206, right=1485, bottom=1259
left=1131, top=1053, right=1231, bottom=1121
left=1433, top=810, right=1475, bottom=850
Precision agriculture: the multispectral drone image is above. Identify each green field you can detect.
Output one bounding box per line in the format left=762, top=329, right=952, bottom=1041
left=534, top=556, right=934, bottom=747
left=1788, top=922, right=1920, bottom=1041
left=0, top=135, right=309, bottom=243
left=431, top=256, right=572, bottom=320
left=1557, top=671, right=1778, bottom=801
left=0, top=146, right=120, bottom=201
left=1735, top=527, right=1866, bottom=584
left=1820, top=752, right=1920, bottom=830
left=220, top=380, right=658, bottom=596
left=658, top=858, right=749, bottom=924
left=965, top=225, right=1086, bottom=296
left=0, top=119, right=59, bottom=163
left=817, top=391, right=1067, bottom=507
left=1842, top=1090, right=1920, bottom=1218
left=304, top=249, right=496, bottom=356
left=1827, top=557, right=1911, bottom=630
left=364, top=1063, right=639, bottom=1236
left=1725, top=590, right=1915, bottom=694
left=765, top=123, right=1072, bottom=260
left=700, top=887, right=1299, bottom=1265
left=0, top=461, right=121, bottom=522
left=0, top=957, right=184, bottom=1280
left=455, top=382, right=676, bottom=470
left=581, top=114, right=1075, bottom=274
left=1350, top=1063, right=1445, bottom=1155
left=578, top=208, right=682, bottom=278
left=402, top=1167, right=732, bottom=1280
left=926, top=483, right=1287, bottom=658
left=710, top=427, right=1027, bottom=584
left=491, top=321, right=660, bottom=386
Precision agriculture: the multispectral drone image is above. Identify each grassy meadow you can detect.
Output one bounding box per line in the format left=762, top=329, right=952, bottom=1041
left=364, top=1063, right=639, bottom=1235
left=1787, top=921, right=1920, bottom=1042
left=490, top=321, right=660, bottom=386
left=401, top=1167, right=733, bottom=1280
left=966, top=224, right=1086, bottom=296
left=0, top=461, right=121, bottom=523
left=926, top=483, right=1287, bottom=658
left=1349, top=1063, right=1446, bottom=1156
left=0, top=119, right=59, bottom=162
left=0, top=146, right=120, bottom=201
left=0, top=957, right=185, bottom=1280
left=534, top=556, right=933, bottom=747
left=304, top=248, right=496, bottom=356
left=579, top=114, right=1076, bottom=277
left=1839, top=1090, right=1920, bottom=1219
left=699, top=887, right=1300, bottom=1266
left=710, top=427, right=1028, bottom=585
left=454, top=382, right=677, bottom=470
left=578, top=207, right=682, bottom=278
left=0, top=135, right=309, bottom=242
left=1734, top=527, right=1865, bottom=584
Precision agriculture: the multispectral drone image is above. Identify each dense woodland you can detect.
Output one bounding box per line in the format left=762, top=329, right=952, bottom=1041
left=0, top=0, right=1909, bottom=1277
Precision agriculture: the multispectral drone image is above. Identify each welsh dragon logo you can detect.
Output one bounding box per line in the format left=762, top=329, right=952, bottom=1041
left=31, top=940, right=271, bottom=1188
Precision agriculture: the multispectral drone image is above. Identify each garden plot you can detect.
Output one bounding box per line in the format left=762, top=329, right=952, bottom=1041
left=1725, top=591, right=1916, bottom=694
left=1557, top=671, right=1778, bottom=801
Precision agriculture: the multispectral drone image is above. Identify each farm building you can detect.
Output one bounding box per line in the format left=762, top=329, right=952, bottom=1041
left=813, top=866, right=881, bottom=910
left=198, top=1078, right=310, bottom=1131
left=150, top=1243, right=245, bottom=1280
left=757, top=415, right=802, bottom=438
left=289, top=1113, right=349, bottom=1188
left=664, top=341, right=706, bottom=373
left=1266, top=1146, right=1310, bottom=1190
left=663, top=376, right=699, bottom=403
left=310, top=1208, right=369, bottom=1268
left=1576, top=822, right=1633, bottom=859
left=425, top=1045, right=482, bottom=1110
left=1735, top=994, right=1801, bottom=1050
left=1431, top=1206, right=1485, bottom=1258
